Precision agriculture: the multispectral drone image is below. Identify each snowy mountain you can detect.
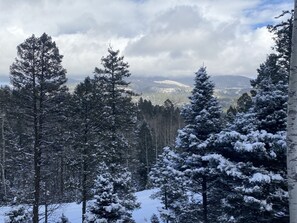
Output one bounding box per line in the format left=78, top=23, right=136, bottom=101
left=129, top=75, right=251, bottom=109
left=0, top=74, right=251, bottom=109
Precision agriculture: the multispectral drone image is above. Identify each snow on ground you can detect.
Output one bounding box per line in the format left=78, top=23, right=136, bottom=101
left=0, top=206, right=10, bottom=223
left=133, top=189, right=161, bottom=222
left=0, top=189, right=161, bottom=223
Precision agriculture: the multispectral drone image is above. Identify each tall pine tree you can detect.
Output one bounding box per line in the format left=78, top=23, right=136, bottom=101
left=10, top=33, right=67, bottom=223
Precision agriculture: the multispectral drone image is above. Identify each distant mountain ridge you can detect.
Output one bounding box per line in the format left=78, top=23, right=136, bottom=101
left=0, top=74, right=252, bottom=110
left=129, top=75, right=252, bottom=109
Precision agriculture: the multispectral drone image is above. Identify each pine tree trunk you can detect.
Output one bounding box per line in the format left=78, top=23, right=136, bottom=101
left=202, top=175, right=208, bottom=223
left=33, top=77, right=41, bottom=223
left=1, top=114, right=6, bottom=198
left=164, top=186, right=168, bottom=223
left=287, top=2, right=297, bottom=223
left=45, top=201, right=48, bottom=223
left=82, top=146, right=87, bottom=223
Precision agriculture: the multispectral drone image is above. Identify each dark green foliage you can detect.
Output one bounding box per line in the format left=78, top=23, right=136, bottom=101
left=94, top=47, right=137, bottom=165
left=67, top=76, right=106, bottom=219
left=251, top=54, right=288, bottom=88
left=236, top=93, right=252, bottom=113
left=136, top=120, right=155, bottom=189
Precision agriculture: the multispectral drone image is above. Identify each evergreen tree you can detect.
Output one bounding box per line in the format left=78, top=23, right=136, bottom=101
left=94, top=47, right=137, bottom=165
left=68, top=76, right=106, bottom=220
left=268, top=10, right=293, bottom=74
left=136, top=120, right=155, bottom=190
left=150, top=214, right=160, bottom=223
left=85, top=162, right=133, bottom=223
left=150, top=147, right=187, bottom=223
left=4, top=205, right=32, bottom=223
left=236, top=92, right=252, bottom=113
left=92, top=48, right=139, bottom=219
left=10, top=33, right=67, bottom=223
left=216, top=53, right=289, bottom=222
left=175, top=66, right=223, bottom=222
left=85, top=164, right=123, bottom=223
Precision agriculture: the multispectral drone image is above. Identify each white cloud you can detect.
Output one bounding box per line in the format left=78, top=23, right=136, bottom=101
left=0, top=0, right=293, bottom=79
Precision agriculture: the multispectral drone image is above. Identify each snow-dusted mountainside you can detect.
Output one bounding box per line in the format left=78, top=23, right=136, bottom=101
left=129, top=75, right=251, bottom=109
left=154, top=80, right=191, bottom=88
left=0, top=74, right=251, bottom=109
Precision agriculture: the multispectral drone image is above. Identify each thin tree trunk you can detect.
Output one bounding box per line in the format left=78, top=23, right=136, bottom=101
left=45, top=201, right=48, bottom=223
left=202, top=175, right=208, bottom=223
left=1, top=114, right=6, bottom=198
left=81, top=145, right=88, bottom=223
left=33, top=59, right=41, bottom=223
left=33, top=106, right=41, bottom=223
left=164, top=186, right=168, bottom=223
left=287, top=2, right=297, bottom=223
left=60, top=156, right=64, bottom=197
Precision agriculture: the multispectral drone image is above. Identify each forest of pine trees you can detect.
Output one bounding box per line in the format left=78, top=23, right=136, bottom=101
left=0, top=10, right=293, bottom=223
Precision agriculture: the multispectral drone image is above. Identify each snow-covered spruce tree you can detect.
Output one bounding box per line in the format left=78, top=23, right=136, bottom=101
left=215, top=53, right=289, bottom=223
left=85, top=162, right=131, bottom=223
left=150, top=214, right=160, bottom=223
left=5, top=205, right=32, bottom=223
left=252, top=53, right=288, bottom=133
left=10, top=33, right=67, bottom=223
left=173, top=67, right=224, bottom=222
left=150, top=147, right=188, bottom=223
left=92, top=48, right=139, bottom=219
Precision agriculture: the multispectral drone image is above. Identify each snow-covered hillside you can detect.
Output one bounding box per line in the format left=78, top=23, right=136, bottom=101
left=154, top=80, right=191, bottom=88
left=0, top=189, right=161, bottom=223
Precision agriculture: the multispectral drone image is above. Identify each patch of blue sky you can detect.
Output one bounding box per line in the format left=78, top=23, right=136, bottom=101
left=251, top=22, right=269, bottom=29
left=243, top=0, right=293, bottom=30
left=259, top=0, right=292, bottom=6
left=257, top=0, right=293, bottom=11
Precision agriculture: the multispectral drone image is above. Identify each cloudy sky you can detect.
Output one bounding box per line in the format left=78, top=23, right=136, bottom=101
left=0, top=0, right=293, bottom=80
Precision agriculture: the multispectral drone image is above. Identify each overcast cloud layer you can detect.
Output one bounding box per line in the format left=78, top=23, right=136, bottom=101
left=0, top=0, right=293, bottom=79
